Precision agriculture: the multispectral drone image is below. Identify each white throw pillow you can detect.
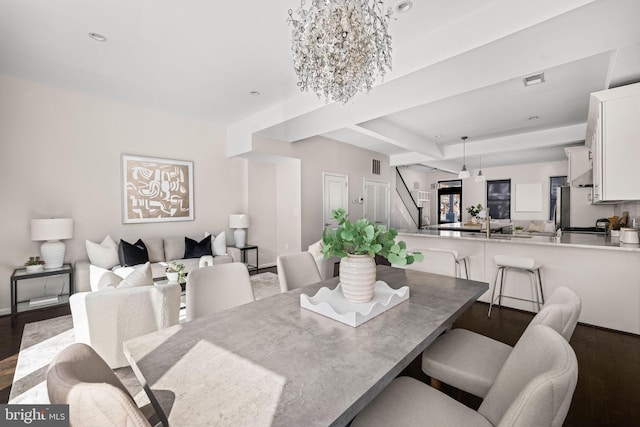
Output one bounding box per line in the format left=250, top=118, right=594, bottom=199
left=543, top=220, right=556, bottom=233
left=86, top=235, right=119, bottom=269
left=213, top=231, right=227, bottom=256
left=97, top=272, right=124, bottom=290
left=113, top=266, right=135, bottom=279
left=527, top=222, right=544, bottom=233
left=89, top=264, right=111, bottom=292
left=101, top=262, right=153, bottom=290
left=116, top=262, right=153, bottom=289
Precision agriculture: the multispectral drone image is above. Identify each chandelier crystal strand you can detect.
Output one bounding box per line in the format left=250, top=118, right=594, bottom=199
left=287, top=0, right=393, bottom=104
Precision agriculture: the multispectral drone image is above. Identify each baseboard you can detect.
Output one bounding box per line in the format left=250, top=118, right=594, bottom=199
left=0, top=307, right=10, bottom=316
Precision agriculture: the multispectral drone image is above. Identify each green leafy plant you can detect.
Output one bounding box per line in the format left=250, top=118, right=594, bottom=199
left=321, top=209, right=424, bottom=266
left=166, top=262, right=185, bottom=274
left=466, top=203, right=484, bottom=218
left=24, top=256, right=44, bottom=266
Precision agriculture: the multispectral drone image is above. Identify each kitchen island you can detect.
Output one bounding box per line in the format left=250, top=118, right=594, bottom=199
left=399, top=229, right=640, bottom=334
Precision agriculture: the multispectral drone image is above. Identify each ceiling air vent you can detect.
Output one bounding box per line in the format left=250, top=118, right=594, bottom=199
left=523, top=73, right=545, bottom=87
left=372, top=159, right=381, bottom=175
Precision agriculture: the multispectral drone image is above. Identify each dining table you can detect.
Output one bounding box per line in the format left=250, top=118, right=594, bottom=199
left=123, top=265, right=488, bottom=427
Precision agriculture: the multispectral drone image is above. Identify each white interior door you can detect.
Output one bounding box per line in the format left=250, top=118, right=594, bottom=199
left=364, top=179, right=389, bottom=228
left=323, top=173, right=349, bottom=227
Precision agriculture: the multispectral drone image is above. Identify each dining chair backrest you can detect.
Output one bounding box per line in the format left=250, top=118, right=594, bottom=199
left=47, top=343, right=152, bottom=427
left=186, top=263, right=255, bottom=321
left=277, top=252, right=322, bottom=292
left=478, top=324, right=578, bottom=427
left=528, top=286, right=582, bottom=341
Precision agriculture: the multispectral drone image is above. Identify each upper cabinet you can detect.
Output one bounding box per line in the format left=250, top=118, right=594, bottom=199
left=565, top=146, right=592, bottom=188
left=586, top=82, right=640, bottom=203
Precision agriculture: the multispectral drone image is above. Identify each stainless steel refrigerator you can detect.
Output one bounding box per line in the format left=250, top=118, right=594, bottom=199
left=555, top=186, right=571, bottom=230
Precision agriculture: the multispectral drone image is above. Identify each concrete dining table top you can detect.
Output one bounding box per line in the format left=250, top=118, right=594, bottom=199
left=124, top=265, right=488, bottom=427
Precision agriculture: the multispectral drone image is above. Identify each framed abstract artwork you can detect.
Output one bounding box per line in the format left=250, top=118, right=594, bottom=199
left=121, top=154, right=194, bottom=223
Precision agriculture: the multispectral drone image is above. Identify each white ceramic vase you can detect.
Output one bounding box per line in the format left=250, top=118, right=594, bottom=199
left=166, top=272, right=179, bottom=283
left=339, top=254, right=377, bottom=303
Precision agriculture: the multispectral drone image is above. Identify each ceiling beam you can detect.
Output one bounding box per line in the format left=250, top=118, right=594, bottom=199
left=442, top=123, right=588, bottom=159
left=354, top=120, right=444, bottom=159
left=229, top=0, right=603, bottom=152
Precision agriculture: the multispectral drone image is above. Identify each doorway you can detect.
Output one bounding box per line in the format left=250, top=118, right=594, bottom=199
left=364, top=179, right=389, bottom=228
left=323, top=173, right=349, bottom=228
left=438, top=179, right=463, bottom=224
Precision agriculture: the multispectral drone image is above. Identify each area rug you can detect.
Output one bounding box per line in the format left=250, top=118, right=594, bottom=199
left=9, top=272, right=281, bottom=405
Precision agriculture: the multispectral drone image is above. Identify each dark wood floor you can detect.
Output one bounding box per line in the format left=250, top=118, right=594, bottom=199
left=2, top=272, right=639, bottom=426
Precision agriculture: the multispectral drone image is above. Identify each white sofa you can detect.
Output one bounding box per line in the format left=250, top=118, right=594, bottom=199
left=75, top=235, right=241, bottom=292
left=70, top=282, right=181, bottom=368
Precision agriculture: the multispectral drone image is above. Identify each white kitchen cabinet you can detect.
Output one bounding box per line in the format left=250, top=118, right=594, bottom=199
left=564, top=146, right=592, bottom=187
left=586, top=82, right=640, bottom=202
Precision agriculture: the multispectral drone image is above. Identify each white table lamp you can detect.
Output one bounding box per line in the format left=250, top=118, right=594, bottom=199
left=31, top=218, right=73, bottom=269
left=229, top=214, right=250, bottom=247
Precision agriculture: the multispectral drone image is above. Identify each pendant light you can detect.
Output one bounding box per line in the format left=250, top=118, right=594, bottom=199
left=458, top=136, right=470, bottom=179
left=475, top=154, right=486, bottom=182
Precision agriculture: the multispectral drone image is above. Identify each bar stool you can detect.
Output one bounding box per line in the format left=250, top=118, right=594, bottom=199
left=488, top=255, right=544, bottom=317
left=412, top=249, right=469, bottom=279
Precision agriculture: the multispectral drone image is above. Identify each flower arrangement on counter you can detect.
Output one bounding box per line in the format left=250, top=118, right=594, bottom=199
left=466, top=203, right=484, bottom=219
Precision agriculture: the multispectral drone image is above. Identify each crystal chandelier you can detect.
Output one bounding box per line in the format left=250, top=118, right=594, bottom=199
left=287, top=0, right=393, bottom=104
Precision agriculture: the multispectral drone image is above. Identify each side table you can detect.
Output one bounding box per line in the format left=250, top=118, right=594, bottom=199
left=10, top=263, right=74, bottom=327
left=235, top=245, right=259, bottom=275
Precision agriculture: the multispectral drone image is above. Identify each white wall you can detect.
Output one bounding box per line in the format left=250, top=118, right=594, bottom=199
left=463, top=161, right=567, bottom=222
left=247, top=161, right=277, bottom=267
left=0, top=75, right=246, bottom=312
left=251, top=135, right=391, bottom=252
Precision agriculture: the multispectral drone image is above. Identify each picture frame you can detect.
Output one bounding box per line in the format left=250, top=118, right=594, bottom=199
left=121, top=154, right=194, bottom=223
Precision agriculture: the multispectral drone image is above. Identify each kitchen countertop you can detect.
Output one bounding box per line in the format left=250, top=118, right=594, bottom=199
left=432, top=222, right=509, bottom=232
left=400, top=229, right=640, bottom=252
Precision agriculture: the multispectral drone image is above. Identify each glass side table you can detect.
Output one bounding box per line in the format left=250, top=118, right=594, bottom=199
left=10, top=263, right=74, bottom=327
left=234, top=245, right=259, bottom=275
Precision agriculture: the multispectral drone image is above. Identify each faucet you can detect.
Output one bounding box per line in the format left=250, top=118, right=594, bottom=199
left=485, top=207, right=491, bottom=238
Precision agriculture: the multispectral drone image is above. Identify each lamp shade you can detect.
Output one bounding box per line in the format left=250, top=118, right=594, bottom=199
left=229, top=214, right=250, bottom=229
left=31, top=218, right=73, bottom=241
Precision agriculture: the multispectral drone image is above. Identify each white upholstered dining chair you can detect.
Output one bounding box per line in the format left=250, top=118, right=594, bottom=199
left=421, top=286, right=581, bottom=398
left=185, top=263, right=255, bottom=321
left=351, top=324, right=578, bottom=427
left=47, top=343, right=158, bottom=427
left=70, top=282, right=181, bottom=368
left=276, top=251, right=323, bottom=292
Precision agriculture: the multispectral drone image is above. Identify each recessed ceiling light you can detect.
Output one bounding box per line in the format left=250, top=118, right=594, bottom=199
left=250, top=91, right=260, bottom=96
left=396, top=1, right=413, bottom=13
left=88, top=32, right=107, bottom=42
left=528, top=116, right=539, bottom=121
left=523, top=73, right=545, bottom=87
